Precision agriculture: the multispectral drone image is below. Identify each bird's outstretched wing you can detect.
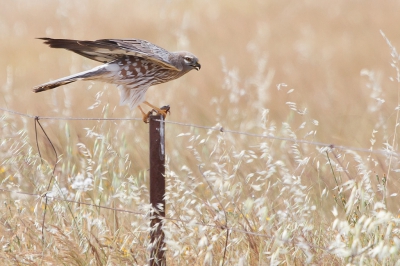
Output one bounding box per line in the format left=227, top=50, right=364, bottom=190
left=38, top=38, right=179, bottom=71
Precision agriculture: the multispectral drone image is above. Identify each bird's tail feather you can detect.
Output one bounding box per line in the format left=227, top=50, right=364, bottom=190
left=33, top=67, right=106, bottom=93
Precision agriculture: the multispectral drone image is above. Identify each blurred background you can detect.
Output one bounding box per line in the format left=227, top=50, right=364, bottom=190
left=1, top=0, right=400, bottom=264
left=1, top=0, right=400, bottom=147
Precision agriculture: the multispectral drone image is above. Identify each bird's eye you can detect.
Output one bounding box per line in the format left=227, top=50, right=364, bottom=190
left=184, top=56, right=193, bottom=63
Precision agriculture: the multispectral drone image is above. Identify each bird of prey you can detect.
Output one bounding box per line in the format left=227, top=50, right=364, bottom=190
left=33, top=38, right=201, bottom=122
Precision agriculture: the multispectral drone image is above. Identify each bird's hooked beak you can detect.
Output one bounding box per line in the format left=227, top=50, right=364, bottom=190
left=192, top=62, right=201, bottom=71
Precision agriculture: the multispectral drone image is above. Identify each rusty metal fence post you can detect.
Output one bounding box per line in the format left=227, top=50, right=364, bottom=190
left=149, top=114, right=166, bottom=266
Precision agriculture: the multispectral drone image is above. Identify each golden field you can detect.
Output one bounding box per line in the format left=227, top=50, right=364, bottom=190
left=1, top=0, right=400, bottom=265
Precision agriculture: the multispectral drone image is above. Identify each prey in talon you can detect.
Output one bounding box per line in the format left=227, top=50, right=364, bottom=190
left=32, top=38, right=201, bottom=122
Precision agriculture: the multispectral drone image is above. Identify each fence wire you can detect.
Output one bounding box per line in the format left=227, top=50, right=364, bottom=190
left=0, top=106, right=396, bottom=252
left=0, top=187, right=276, bottom=239
left=0, top=106, right=398, bottom=158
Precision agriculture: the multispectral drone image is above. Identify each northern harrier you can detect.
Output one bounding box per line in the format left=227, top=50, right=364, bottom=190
left=33, top=38, right=201, bottom=122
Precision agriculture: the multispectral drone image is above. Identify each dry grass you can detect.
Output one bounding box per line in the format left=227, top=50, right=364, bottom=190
left=1, top=0, right=400, bottom=265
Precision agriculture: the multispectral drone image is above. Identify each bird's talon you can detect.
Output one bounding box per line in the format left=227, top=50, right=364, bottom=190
left=156, top=110, right=167, bottom=119
left=141, top=102, right=171, bottom=122
left=157, top=110, right=168, bottom=119
left=152, top=105, right=170, bottom=119
left=142, top=111, right=153, bottom=123
left=160, top=105, right=171, bottom=116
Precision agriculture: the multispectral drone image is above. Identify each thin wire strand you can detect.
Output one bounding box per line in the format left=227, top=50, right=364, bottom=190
left=34, top=117, right=59, bottom=244
left=0, top=186, right=329, bottom=252
left=0, top=187, right=269, bottom=238
left=0, top=186, right=330, bottom=253
left=159, top=119, right=400, bottom=158
left=0, top=107, right=35, bottom=118
left=0, top=107, right=399, bottom=158
left=0, top=107, right=376, bottom=254
left=39, top=116, right=141, bottom=121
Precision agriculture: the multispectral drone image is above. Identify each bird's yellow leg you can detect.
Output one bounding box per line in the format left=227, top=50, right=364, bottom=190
left=143, top=101, right=169, bottom=119
left=138, top=105, right=152, bottom=123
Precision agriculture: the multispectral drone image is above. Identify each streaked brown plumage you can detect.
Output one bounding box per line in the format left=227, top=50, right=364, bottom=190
left=33, top=38, right=201, bottom=122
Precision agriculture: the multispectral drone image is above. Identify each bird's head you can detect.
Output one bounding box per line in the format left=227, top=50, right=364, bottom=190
left=175, top=52, right=201, bottom=71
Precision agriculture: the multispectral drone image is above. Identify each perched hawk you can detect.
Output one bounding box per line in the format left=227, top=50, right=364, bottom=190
left=33, top=38, right=201, bottom=122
